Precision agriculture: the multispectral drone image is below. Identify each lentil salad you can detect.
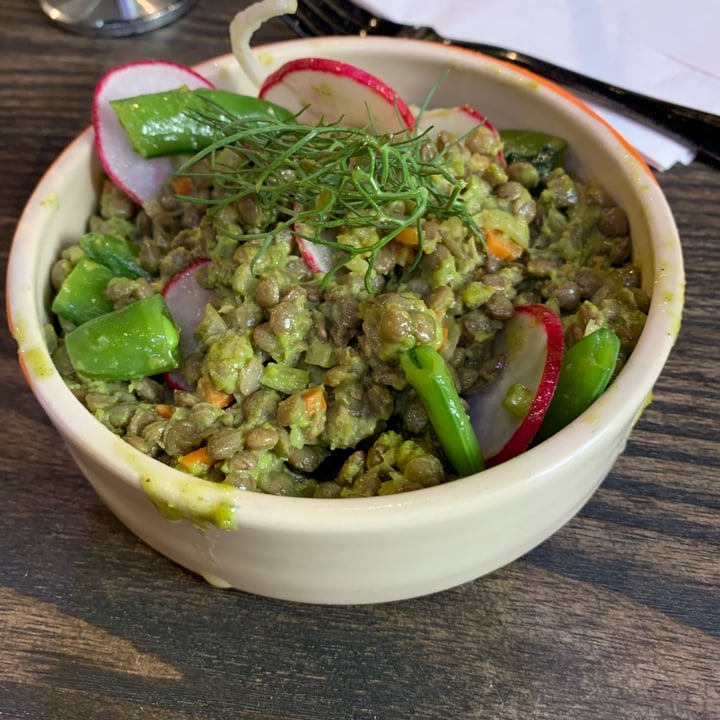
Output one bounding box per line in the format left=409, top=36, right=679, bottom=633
left=47, top=70, right=649, bottom=499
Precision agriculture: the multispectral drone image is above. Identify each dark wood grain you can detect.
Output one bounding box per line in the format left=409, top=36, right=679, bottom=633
left=1, top=2, right=718, bottom=718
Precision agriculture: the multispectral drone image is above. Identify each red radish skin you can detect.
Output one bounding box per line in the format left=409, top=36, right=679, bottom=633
left=93, top=61, right=213, bottom=205
left=468, top=304, right=564, bottom=466
left=417, top=106, right=506, bottom=167
left=295, top=236, right=337, bottom=274
left=259, top=57, right=415, bottom=134
left=161, top=258, right=213, bottom=390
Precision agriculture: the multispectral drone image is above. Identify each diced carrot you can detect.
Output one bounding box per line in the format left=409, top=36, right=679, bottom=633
left=196, top=376, right=235, bottom=408
left=170, top=176, right=193, bottom=195
left=485, top=228, right=523, bottom=261
left=439, top=324, right=449, bottom=352
left=303, top=386, right=327, bottom=415
left=155, top=403, right=175, bottom=419
left=178, top=446, right=214, bottom=474
left=394, top=225, right=419, bottom=246
left=390, top=239, right=416, bottom=267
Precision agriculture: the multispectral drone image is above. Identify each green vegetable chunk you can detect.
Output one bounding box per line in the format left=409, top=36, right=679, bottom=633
left=400, top=345, right=485, bottom=477
left=110, top=87, right=295, bottom=158
left=260, top=363, right=310, bottom=394
left=500, top=129, right=568, bottom=182
left=64, top=294, right=181, bottom=380
left=80, top=232, right=151, bottom=280
left=535, top=327, right=621, bottom=442
left=502, top=382, right=534, bottom=419
left=51, top=257, right=115, bottom=326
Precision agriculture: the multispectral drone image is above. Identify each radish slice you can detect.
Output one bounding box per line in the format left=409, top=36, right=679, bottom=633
left=296, top=235, right=341, bottom=275
left=259, top=57, right=415, bottom=134
left=230, top=0, right=298, bottom=89
left=93, top=61, right=214, bottom=205
left=417, top=105, right=497, bottom=139
left=292, top=213, right=348, bottom=275
left=162, top=258, right=213, bottom=390
left=417, top=106, right=506, bottom=167
left=467, top=304, right=564, bottom=466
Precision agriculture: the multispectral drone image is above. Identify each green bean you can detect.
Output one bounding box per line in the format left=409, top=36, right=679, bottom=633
left=400, top=345, right=484, bottom=477
left=110, top=88, right=295, bottom=159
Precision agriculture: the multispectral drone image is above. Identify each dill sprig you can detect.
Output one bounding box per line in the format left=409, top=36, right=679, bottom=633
left=175, top=110, right=483, bottom=290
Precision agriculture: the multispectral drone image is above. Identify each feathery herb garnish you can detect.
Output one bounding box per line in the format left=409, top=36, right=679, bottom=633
left=174, top=112, right=484, bottom=290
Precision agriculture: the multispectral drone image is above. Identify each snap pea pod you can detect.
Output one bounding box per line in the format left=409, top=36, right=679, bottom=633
left=535, top=327, right=621, bottom=443
left=64, top=294, right=180, bottom=381
left=51, top=257, right=115, bottom=327
left=400, top=345, right=485, bottom=477
left=500, top=129, right=568, bottom=182
left=80, top=232, right=151, bottom=280
left=110, top=87, right=295, bottom=158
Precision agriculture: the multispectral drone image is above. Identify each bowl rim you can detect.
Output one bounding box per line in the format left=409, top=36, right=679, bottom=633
left=6, top=37, right=685, bottom=532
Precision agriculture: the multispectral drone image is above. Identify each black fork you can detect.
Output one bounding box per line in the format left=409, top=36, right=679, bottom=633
left=284, top=0, right=720, bottom=164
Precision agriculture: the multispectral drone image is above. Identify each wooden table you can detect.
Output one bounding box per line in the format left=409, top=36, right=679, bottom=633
left=1, top=2, right=718, bottom=717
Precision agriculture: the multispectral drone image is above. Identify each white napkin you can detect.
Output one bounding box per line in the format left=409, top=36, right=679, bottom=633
left=355, top=0, right=719, bottom=170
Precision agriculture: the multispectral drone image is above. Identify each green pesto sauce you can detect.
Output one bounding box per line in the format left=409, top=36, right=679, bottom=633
left=13, top=318, right=56, bottom=379
left=142, top=474, right=239, bottom=531
left=40, top=191, right=60, bottom=209
left=255, top=51, right=276, bottom=68
left=23, top=346, right=56, bottom=379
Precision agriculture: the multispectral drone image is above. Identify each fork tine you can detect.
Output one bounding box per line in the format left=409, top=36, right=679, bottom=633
left=285, top=0, right=401, bottom=39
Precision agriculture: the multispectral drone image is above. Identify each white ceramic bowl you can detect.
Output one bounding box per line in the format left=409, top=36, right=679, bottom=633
left=7, top=38, right=684, bottom=604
